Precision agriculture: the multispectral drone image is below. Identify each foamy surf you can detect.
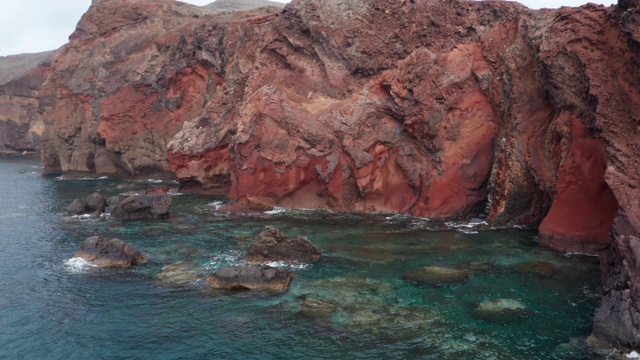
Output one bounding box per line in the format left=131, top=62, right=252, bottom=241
left=208, top=201, right=224, bottom=210
left=264, top=261, right=310, bottom=270
left=65, top=257, right=98, bottom=273
left=264, top=207, right=287, bottom=215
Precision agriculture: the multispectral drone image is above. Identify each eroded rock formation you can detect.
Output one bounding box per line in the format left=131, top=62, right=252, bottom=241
left=0, top=51, right=52, bottom=154
left=0, top=0, right=639, bottom=349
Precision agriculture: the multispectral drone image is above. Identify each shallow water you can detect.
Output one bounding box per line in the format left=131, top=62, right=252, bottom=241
left=0, top=155, right=600, bottom=359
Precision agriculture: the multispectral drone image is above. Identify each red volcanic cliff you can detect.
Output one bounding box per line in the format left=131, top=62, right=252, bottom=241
left=0, top=0, right=639, bottom=349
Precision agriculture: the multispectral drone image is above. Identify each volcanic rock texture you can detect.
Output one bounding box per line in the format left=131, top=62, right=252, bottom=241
left=1, top=0, right=639, bottom=348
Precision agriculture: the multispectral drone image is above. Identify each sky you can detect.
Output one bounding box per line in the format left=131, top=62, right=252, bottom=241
left=0, top=0, right=617, bottom=57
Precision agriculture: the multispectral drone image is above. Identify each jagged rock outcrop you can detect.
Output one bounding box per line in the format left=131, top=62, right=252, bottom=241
left=245, top=226, right=321, bottom=263
left=110, top=194, right=172, bottom=220
left=0, top=0, right=639, bottom=348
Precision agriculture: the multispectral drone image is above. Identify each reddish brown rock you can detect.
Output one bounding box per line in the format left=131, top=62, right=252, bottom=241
left=1, top=0, right=640, bottom=347
left=0, top=51, right=52, bottom=154
left=246, top=195, right=276, bottom=212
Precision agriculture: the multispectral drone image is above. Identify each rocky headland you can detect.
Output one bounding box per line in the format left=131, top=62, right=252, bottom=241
left=1, top=0, right=639, bottom=351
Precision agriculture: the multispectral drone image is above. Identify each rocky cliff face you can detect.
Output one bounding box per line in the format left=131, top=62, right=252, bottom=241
left=0, top=51, right=53, bottom=153
left=1, top=0, right=639, bottom=349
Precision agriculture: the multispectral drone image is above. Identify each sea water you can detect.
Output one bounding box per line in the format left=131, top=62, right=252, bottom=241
left=0, top=155, right=600, bottom=359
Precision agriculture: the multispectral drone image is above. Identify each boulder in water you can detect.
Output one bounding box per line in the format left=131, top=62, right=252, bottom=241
left=67, top=199, right=88, bottom=216
left=86, top=192, right=108, bottom=213
left=111, top=194, right=172, bottom=220
left=403, top=266, right=469, bottom=286
left=105, top=196, right=120, bottom=213
left=205, top=265, right=293, bottom=293
left=74, top=236, right=148, bottom=267
left=472, top=298, right=530, bottom=323
left=245, top=226, right=321, bottom=264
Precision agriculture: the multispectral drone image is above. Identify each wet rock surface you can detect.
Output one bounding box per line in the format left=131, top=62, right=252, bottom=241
left=74, top=236, right=148, bottom=267
left=67, top=199, right=88, bottom=216
left=205, top=265, right=293, bottom=293
left=245, top=226, right=321, bottom=264
left=67, top=192, right=108, bottom=217
left=111, top=194, right=172, bottom=220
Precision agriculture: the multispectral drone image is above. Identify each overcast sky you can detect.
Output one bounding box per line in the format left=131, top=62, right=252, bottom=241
left=0, top=0, right=617, bottom=57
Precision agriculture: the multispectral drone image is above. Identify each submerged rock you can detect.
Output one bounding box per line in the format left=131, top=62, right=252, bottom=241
left=403, top=266, right=469, bottom=286
left=74, top=236, right=148, bottom=267
left=205, top=265, right=293, bottom=293
left=111, top=194, right=172, bottom=220
left=472, top=298, right=530, bottom=323
left=156, top=261, right=202, bottom=287
left=301, top=297, right=338, bottom=319
left=245, top=226, right=321, bottom=264
left=514, top=261, right=556, bottom=278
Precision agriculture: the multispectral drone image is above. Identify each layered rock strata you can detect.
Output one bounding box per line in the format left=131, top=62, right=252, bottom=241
left=0, top=51, right=52, bottom=153
left=0, top=0, right=638, bottom=349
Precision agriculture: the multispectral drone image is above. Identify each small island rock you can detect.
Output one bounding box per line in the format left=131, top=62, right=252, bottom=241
left=205, top=265, right=293, bottom=293
left=111, top=194, right=172, bottom=220
left=74, top=236, right=148, bottom=267
left=245, top=226, right=321, bottom=264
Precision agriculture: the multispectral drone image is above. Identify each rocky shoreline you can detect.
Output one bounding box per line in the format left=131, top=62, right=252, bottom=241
left=1, top=0, right=639, bottom=353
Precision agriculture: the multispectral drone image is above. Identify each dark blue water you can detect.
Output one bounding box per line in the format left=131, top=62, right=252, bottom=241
left=0, top=155, right=600, bottom=359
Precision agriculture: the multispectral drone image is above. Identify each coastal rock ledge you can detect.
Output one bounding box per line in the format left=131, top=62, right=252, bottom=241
left=0, top=0, right=638, bottom=350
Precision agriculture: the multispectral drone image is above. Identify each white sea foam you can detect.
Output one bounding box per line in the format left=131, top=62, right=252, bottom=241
left=55, top=176, right=109, bottom=181
left=264, top=207, right=287, bottom=215
left=264, top=261, right=309, bottom=270
left=208, top=201, right=224, bottom=210
left=203, top=251, right=244, bottom=271
left=65, top=257, right=98, bottom=273
left=457, top=229, right=479, bottom=234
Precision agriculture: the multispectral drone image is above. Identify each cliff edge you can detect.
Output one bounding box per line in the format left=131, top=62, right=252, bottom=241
left=0, top=0, right=639, bottom=350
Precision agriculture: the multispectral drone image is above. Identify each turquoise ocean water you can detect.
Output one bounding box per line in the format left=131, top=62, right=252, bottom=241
left=0, top=155, right=600, bottom=359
